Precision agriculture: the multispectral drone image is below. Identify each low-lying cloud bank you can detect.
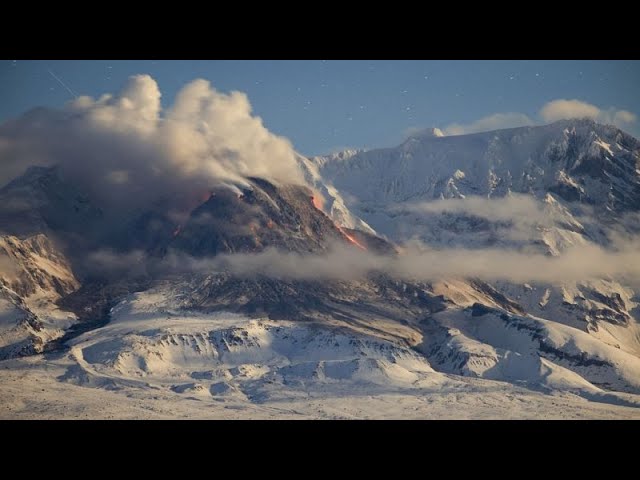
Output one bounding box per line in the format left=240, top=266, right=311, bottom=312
left=389, top=193, right=587, bottom=243
left=0, top=75, right=306, bottom=211
left=398, top=194, right=548, bottom=224
left=441, top=99, right=637, bottom=136
left=86, top=238, right=640, bottom=285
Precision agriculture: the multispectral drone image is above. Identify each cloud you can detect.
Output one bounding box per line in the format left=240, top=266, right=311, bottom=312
left=613, top=110, right=637, bottom=125
left=396, top=194, right=553, bottom=241
left=539, top=99, right=601, bottom=122
left=443, top=113, right=534, bottom=136
left=440, top=100, right=637, bottom=137
left=0, top=75, right=306, bottom=213
left=404, top=126, right=445, bottom=138
left=84, top=238, right=640, bottom=285
left=539, top=99, right=637, bottom=129
left=387, top=194, right=595, bottom=247
left=399, top=194, right=546, bottom=224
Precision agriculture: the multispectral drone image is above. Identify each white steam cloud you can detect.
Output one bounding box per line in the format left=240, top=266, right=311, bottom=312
left=0, top=75, right=306, bottom=209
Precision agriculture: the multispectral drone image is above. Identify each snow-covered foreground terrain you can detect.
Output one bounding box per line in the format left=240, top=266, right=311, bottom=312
left=2, top=288, right=640, bottom=419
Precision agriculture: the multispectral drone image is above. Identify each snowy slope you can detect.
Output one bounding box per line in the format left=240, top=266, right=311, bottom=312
left=422, top=305, right=640, bottom=396
left=310, top=119, right=640, bottom=361
left=311, top=120, right=639, bottom=255
left=297, top=154, right=375, bottom=234
left=0, top=234, right=78, bottom=358
left=0, top=166, right=102, bottom=239
left=60, top=286, right=438, bottom=396
left=2, top=120, right=640, bottom=419
left=313, top=119, right=639, bottom=214
left=3, top=286, right=638, bottom=419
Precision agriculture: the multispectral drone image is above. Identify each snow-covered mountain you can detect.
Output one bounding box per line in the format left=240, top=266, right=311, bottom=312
left=310, top=119, right=639, bottom=260
left=37, top=285, right=640, bottom=418
left=312, top=119, right=639, bottom=215
left=0, top=166, right=103, bottom=241
left=0, top=234, right=78, bottom=358
left=2, top=119, right=640, bottom=419
left=307, top=119, right=640, bottom=387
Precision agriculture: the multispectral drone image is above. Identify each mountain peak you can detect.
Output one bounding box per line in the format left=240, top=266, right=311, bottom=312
left=0, top=164, right=102, bottom=240
left=1, top=165, right=59, bottom=191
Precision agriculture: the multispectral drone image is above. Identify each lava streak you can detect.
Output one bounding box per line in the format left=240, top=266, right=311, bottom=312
left=311, top=195, right=324, bottom=211
left=309, top=195, right=366, bottom=250
left=336, top=225, right=367, bottom=251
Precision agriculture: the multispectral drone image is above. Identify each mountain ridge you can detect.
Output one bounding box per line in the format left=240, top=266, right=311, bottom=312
left=2, top=119, right=640, bottom=418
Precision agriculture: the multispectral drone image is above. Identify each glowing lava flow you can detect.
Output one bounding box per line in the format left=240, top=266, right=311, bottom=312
left=309, top=195, right=366, bottom=250
left=336, top=225, right=367, bottom=250
left=311, top=195, right=324, bottom=211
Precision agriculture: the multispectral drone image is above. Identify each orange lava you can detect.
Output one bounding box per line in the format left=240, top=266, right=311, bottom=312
left=311, top=195, right=324, bottom=211
left=337, top=225, right=367, bottom=251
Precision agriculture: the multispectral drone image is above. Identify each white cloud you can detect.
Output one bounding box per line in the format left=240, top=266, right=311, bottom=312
left=401, top=194, right=542, bottom=220
left=404, top=126, right=445, bottom=138
left=0, top=75, right=306, bottom=211
left=612, top=109, right=637, bottom=125
left=539, top=99, right=601, bottom=122
left=443, top=113, right=534, bottom=136
left=438, top=100, right=638, bottom=137
left=86, top=239, right=640, bottom=285
left=391, top=194, right=581, bottom=243
left=71, top=75, right=162, bottom=136
left=540, top=99, right=637, bottom=130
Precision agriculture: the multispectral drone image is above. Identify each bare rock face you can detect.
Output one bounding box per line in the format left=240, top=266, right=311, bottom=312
left=0, top=234, right=79, bottom=359
left=0, top=234, right=79, bottom=298
left=0, top=165, right=103, bottom=240
left=170, top=177, right=353, bottom=256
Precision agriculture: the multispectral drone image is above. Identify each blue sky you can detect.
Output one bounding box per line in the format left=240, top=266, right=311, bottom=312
left=2, top=60, right=639, bottom=155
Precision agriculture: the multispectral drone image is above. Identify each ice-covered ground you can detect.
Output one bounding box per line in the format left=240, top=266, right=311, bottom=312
left=2, top=288, right=640, bottom=419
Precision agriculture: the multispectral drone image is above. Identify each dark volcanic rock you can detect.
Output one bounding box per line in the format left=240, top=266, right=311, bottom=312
left=180, top=272, right=446, bottom=334
left=171, top=177, right=351, bottom=256
left=0, top=166, right=103, bottom=240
